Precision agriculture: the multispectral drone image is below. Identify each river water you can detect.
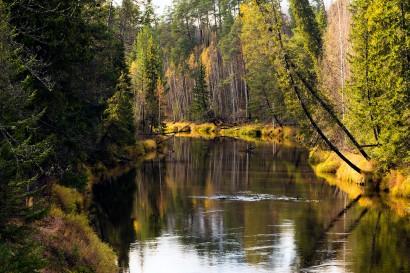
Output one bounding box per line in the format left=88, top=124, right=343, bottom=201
left=92, top=137, right=410, bottom=273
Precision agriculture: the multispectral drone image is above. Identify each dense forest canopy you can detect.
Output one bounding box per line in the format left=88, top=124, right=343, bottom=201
left=0, top=0, right=409, bottom=271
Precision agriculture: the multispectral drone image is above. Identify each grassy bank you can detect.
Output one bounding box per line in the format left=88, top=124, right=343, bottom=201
left=309, top=149, right=410, bottom=197
left=37, top=184, right=118, bottom=273
left=164, top=122, right=297, bottom=142
left=36, top=139, right=163, bottom=273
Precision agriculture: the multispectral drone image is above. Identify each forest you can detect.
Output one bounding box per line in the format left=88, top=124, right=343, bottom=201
left=0, top=0, right=409, bottom=271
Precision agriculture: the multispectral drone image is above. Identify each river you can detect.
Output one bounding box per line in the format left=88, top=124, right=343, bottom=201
left=92, top=136, right=410, bottom=273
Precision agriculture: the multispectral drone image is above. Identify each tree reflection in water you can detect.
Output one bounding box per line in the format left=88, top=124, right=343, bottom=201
left=92, top=137, right=410, bottom=273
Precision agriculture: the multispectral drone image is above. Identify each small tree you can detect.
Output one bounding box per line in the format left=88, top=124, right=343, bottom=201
left=190, top=60, right=209, bottom=121
left=102, top=71, right=135, bottom=147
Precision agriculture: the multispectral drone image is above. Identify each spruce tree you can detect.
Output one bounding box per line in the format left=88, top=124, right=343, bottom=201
left=289, top=0, right=323, bottom=65
left=0, top=6, right=49, bottom=271
left=190, top=60, right=209, bottom=121
left=348, top=0, right=410, bottom=168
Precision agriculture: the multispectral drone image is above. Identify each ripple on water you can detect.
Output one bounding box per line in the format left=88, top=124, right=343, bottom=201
left=189, top=192, right=321, bottom=202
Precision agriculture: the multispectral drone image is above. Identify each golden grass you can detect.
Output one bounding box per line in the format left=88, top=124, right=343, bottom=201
left=40, top=184, right=119, bottom=273
left=52, top=184, right=84, bottom=214
left=164, top=122, right=191, bottom=134
left=310, top=149, right=376, bottom=186
left=389, top=172, right=410, bottom=198
left=164, top=122, right=296, bottom=141
left=39, top=208, right=118, bottom=273
left=219, top=124, right=296, bottom=140
left=310, top=150, right=342, bottom=174
left=194, top=123, right=217, bottom=134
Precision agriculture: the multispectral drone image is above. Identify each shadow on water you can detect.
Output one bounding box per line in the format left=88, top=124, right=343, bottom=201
left=92, top=137, right=410, bottom=273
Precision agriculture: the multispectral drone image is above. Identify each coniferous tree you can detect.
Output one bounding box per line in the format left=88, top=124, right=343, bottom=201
left=118, top=0, right=141, bottom=60
left=190, top=60, right=209, bottom=121
left=102, top=72, right=135, bottom=147
left=348, top=0, right=410, bottom=168
left=289, top=0, right=323, bottom=66
left=0, top=6, right=49, bottom=271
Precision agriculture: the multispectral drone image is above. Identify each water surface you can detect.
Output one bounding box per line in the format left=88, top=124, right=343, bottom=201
left=92, top=137, right=410, bottom=273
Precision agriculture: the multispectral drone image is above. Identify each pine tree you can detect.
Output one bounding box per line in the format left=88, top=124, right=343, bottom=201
left=289, top=0, right=323, bottom=66
left=102, top=72, right=135, bottom=147
left=348, top=0, right=410, bottom=168
left=190, top=60, right=209, bottom=121
left=312, top=0, right=327, bottom=33
left=0, top=6, right=49, bottom=270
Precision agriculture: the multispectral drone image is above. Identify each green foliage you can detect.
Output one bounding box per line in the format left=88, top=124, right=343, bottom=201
left=240, top=2, right=288, bottom=123
left=190, top=60, right=210, bottom=121
left=102, top=72, right=135, bottom=147
left=347, top=0, right=410, bottom=169
left=311, top=0, right=327, bottom=33
left=289, top=0, right=323, bottom=65
left=0, top=6, right=50, bottom=270
left=59, top=172, right=89, bottom=192
left=131, top=25, right=163, bottom=133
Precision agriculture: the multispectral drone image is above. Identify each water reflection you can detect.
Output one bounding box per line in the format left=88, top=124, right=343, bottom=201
left=92, top=137, right=410, bottom=273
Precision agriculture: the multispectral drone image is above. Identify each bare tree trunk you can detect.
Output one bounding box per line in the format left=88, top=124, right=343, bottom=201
left=337, top=0, right=346, bottom=120
left=244, top=79, right=250, bottom=120
left=107, top=0, right=113, bottom=27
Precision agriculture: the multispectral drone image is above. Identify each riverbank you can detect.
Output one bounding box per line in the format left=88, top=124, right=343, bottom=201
left=309, top=149, right=410, bottom=198
left=165, top=122, right=297, bottom=142
left=36, top=139, right=162, bottom=273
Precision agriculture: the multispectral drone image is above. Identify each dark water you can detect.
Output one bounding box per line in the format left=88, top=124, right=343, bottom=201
left=92, top=137, right=410, bottom=273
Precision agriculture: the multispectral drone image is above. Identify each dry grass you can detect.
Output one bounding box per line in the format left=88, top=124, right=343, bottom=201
left=388, top=171, right=410, bottom=198
left=164, top=122, right=191, bottom=134
left=310, top=149, right=376, bottom=185
left=40, top=185, right=119, bottom=273
left=310, top=150, right=342, bottom=174
left=192, top=123, right=217, bottom=135
left=38, top=208, right=118, bottom=273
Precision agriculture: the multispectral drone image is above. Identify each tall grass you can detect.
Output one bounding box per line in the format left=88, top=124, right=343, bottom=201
left=40, top=185, right=119, bottom=273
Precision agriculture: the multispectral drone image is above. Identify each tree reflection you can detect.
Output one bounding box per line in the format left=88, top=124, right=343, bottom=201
left=92, top=137, right=410, bottom=273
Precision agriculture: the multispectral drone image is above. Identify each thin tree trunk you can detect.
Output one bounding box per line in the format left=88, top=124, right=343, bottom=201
left=337, top=0, right=346, bottom=120
left=107, top=0, right=113, bottom=27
